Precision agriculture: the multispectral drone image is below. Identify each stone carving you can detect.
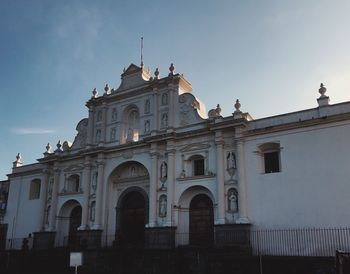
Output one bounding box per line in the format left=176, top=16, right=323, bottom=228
left=319, top=83, right=327, bottom=97
left=144, top=99, right=150, bottom=113
left=226, top=152, right=237, bottom=178
left=161, top=93, right=168, bottom=105
left=90, top=201, right=96, bottom=222
left=97, top=111, right=102, bottom=122
left=110, top=128, right=116, bottom=141
left=111, top=108, right=117, bottom=121
left=71, top=118, right=88, bottom=149
left=91, top=172, right=98, bottom=192
left=96, top=129, right=101, bottom=143
left=144, top=120, right=150, bottom=133
left=161, top=113, right=168, bottom=128
left=208, top=104, right=222, bottom=119
left=159, top=195, right=167, bottom=217
left=228, top=188, right=238, bottom=212
left=160, top=162, right=167, bottom=184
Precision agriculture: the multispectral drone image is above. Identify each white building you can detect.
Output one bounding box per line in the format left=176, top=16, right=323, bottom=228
left=3, top=63, right=350, bottom=253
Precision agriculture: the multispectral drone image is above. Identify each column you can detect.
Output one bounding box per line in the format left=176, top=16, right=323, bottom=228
left=49, top=167, right=61, bottom=231
left=93, top=156, right=105, bottom=229
left=215, top=132, right=226, bottom=225
left=80, top=157, right=92, bottom=230
left=148, top=145, right=158, bottom=227
left=236, top=137, right=250, bottom=223
left=40, top=169, right=50, bottom=231
left=166, top=148, right=176, bottom=226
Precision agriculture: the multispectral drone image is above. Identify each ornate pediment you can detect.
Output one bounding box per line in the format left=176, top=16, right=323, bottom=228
left=180, top=143, right=210, bottom=152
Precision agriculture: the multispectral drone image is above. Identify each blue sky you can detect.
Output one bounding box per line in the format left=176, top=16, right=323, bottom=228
left=1, top=0, right=350, bottom=179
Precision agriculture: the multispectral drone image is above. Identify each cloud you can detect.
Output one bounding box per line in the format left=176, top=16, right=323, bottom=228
left=12, top=128, right=56, bottom=135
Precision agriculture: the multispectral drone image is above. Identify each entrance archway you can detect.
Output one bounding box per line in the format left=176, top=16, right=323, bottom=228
left=119, top=190, right=146, bottom=246
left=189, top=194, right=214, bottom=246
left=68, top=206, right=82, bottom=247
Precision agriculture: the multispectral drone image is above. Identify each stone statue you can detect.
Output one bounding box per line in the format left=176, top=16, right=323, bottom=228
left=91, top=172, right=98, bottom=192
left=144, top=120, right=150, bottom=133
left=160, top=162, right=167, bottom=180
left=159, top=195, right=167, bottom=217
left=112, top=108, right=117, bottom=121
left=161, top=113, right=168, bottom=128
left=96, top=129, right=101, bottom=143
left=145, top=99, right=150, bottom=113
left=110, top=128, right=116, bottom=141
left=90, top=201, right=96, bottom=222
left=226, top=152, right=237, bottom=178
left=161, top=93, right=168, bottom=105
left=228, top=189, right=238, bottom=212
left=127, top=128, right=133, bottom=141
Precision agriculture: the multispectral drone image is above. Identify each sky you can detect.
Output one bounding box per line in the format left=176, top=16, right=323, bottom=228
left=1, top=0, right=350, bottom=179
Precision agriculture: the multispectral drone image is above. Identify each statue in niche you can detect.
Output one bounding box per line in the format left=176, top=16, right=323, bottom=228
left=45, top=206, right=51, bottom=225
left=226, top=152, right=237, bottom=178
left=160, top=162, right=167, bottom=185
left=130, top=166, right=137, bottom=177
left=161, top=93, right=168, bottom=105
left=161, top=113, right=168, bottom=128
left=145, top=99, right=150, bottom=113
left=144, top=120, right=150, bottom=133
left=228, top=189, right=238, bottom=212
left=48, top=178, right=54, bottom=197
left=127, top=128, right=133, bottom=141
left=96, top=129, right=101, bottom=143
left=159, top=195, right=167, bottom=217
left=110, top=128, right=116, bottom=141
left=90, top=201, right=96, bottom=222
left=111, top=108, right=117, bottom=121
left=97, top=111, right=102, bottom=122
left=91, top=172, right=98, bottom=192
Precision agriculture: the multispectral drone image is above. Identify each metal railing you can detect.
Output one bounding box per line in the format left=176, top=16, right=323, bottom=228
left=250, top=227, right=350, bottom=257
left=5, top=227, right=350, bottom=257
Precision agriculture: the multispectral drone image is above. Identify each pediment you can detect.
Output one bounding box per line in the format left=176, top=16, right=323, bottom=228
left=122, top=64, right=141, bottom=77
left=180, top=143, right=210, bottom=152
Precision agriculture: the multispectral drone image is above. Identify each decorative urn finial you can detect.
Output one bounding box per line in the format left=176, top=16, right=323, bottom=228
left=319, top=83, right=327, bottom=97
left=234, top=99, right=241, bottom=112
left=92, top=88, right=98, bottom=98
left=56, top=140, right=62, bottom=151
left=154, top=68, right=160, bottom=79
left=46, top=143, right=52, bottom=153
left=169, top=63, right=175, bottom=76
left=104, top=84, right=110, bottom=95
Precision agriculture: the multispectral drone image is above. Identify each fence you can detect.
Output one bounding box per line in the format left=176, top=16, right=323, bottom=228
left=250, top=227, right=350, bottom=257
left=5, top=227, right=350, bottom=257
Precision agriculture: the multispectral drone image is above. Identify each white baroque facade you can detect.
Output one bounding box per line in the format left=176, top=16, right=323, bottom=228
left=3, top=64, right=350, bottom=251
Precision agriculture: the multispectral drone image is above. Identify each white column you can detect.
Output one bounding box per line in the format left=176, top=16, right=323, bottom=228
left=40, top=169, right=50, bottom=231
left=49, top=167, right=61, bottom=231
left=215, top=132, right=226, bottom=225
left=166, top=148, right=176, bottom=226
left=236, top=138, right=250, bottom=223
left=80, top=157, right=92, bottom=230
left=148, top=147, right=158, bottom=227
left=92, top=156, right=105, bottom=230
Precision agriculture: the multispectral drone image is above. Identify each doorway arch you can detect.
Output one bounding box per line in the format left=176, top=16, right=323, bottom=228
left=117, top=188, right=148, bottom=247
left=189, top=194, right=214, bottom=246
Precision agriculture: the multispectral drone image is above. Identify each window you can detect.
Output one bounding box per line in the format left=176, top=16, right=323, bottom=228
left=67, top=175, right=80, bottom=192
left=29, top=179, right=41, bottom=200
left=258, top=142, right=281, bottom=173
left=192, top=155, right=205, bottom=176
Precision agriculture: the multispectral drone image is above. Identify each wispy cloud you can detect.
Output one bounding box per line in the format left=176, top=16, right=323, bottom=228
left=11, top=128, right=56, bottom=135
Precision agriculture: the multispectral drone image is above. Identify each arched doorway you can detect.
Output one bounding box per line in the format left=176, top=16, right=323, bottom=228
left=68, top=206, right=82, bottom=247
left=189, top=194, right=214, bottom=246
left=119, top=191, right=146, bottom=247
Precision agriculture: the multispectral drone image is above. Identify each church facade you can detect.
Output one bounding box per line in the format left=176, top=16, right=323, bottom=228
left=3, top=63, right=350, bottom=252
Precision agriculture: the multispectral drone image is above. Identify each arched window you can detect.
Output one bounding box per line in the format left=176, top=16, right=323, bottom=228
left=29, top=179, right=41, bottom=200
left=67, top=175, right=80, bottom=192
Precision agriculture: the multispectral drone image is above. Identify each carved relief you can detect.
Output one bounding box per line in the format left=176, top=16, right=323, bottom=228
left=71, top=118, right=88, bottom=149
left=159, top=195, right=167, bottom=217
left=227, top=188, right=238, bottom=212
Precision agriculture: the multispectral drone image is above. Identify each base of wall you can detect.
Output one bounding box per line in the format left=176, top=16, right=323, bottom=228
left=76, top=229, right=102, bottom=249
left=145, top=227, right=176, bottom=249
left=214, top=223, right=251, bottom=251
left=32, top=231, right=56, bottom=250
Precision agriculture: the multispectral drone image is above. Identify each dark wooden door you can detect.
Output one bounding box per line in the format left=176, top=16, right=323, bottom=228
left=68, top=206, right=82, bottom=247
left=120, top=191, right=146, bottom=246
left=189, top=194, right=214, bottom=246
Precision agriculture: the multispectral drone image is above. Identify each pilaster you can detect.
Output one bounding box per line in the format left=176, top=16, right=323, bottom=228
left=215, top=131, right=226, bottom=224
